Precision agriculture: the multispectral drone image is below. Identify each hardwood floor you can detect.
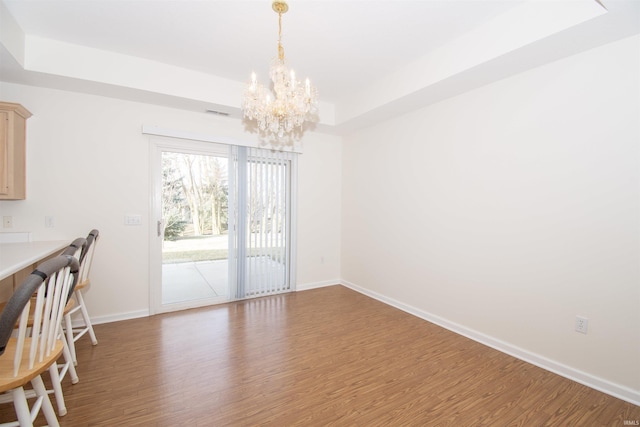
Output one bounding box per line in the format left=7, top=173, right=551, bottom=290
left=0, top=285, right=637, bottom=426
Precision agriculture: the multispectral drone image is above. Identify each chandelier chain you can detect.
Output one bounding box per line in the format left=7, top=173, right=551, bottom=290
left=278, top=10, right=284, bottom=60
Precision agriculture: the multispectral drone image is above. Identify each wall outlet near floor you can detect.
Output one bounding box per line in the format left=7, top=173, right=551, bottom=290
left=575, top=316, right=588, bottom=334
left=2, top=216, right=12, bottom=228
left=45, top=216, right=55, bottom=228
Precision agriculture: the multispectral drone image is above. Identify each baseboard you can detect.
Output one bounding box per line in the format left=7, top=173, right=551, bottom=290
left=87, top=309, right=150, bottom=326
left=296, top=279, right=340, bottom=291
left=340, top=279, right=640, bottom=406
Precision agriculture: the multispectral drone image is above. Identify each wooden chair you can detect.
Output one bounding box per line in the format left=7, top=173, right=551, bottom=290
left=51, top=239, right=88, bottom=400
left=63, top=230, right=99, bottom=365
left=0, top=255, right=79, bottom=427
left=0, top=239, right=85, bottom=418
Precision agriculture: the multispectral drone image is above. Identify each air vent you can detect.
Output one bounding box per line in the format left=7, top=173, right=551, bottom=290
left=205, top=109, right=230, bottom=116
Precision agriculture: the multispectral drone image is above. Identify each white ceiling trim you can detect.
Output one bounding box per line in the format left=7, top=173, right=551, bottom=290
left=1, top=0, right=638, bottom=136
left=337, top=0, right=607, bottom=123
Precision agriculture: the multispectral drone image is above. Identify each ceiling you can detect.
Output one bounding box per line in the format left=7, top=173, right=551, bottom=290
left=1, top=0, right=519, bottom=104
left=1, top=0, right=639, bottom=134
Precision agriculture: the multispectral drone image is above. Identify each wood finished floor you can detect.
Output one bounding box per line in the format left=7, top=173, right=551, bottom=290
left=0, top=285, right=637, bottom=426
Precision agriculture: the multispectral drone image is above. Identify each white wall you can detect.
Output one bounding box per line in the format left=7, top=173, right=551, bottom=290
left=0, top=82, right=342, bottom=319
left=297, top=135, right=342, bottom=289
left=341, top=34, right=640, bottom=400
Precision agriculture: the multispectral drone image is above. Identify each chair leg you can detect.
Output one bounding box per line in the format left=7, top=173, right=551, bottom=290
left=47, top=364, right=67, bottom=416
left=75, top=291, right=98, bottom=345
left=61, top=334, right=79, bottom=384
left=31, top=375, right=60, bottom=427
left=12, top=386, right=33, bottom=427
left=64, top=310, right=77, bottom=366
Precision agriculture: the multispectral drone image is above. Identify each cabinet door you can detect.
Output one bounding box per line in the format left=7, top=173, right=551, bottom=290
left=0, top=111, right=8, bottom=196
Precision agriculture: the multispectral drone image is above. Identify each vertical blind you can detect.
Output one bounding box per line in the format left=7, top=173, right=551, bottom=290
left=230, top=146, right=295, bottom=299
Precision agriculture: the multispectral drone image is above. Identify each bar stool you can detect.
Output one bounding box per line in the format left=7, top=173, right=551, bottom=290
left=64, top=229, right=99, bottom=365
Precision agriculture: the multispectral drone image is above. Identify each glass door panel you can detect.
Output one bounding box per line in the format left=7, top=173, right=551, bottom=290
left=160, top=151, right=229, bottom=305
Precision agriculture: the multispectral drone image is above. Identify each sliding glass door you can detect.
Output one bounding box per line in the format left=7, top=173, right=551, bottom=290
left=150, top=138, right=296, bottom=314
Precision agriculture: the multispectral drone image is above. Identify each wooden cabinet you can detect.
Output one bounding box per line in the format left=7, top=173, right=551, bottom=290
left=0, top=102, right=31, bottom=200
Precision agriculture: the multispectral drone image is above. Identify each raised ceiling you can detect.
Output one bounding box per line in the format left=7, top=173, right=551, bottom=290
left=1, top=0, right=638, bottom=134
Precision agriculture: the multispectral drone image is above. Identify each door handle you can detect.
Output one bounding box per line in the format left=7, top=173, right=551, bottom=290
left=157, top=220, right=163, bottom=237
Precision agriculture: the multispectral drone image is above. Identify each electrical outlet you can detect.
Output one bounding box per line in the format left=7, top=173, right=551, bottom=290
left=575, top=316, right=588, bottom=334
left=2, top=216, right=12, bottom=228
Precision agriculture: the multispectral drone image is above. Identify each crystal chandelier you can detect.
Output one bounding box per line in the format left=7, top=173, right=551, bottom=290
left=242, top=0, right=318, bottom=139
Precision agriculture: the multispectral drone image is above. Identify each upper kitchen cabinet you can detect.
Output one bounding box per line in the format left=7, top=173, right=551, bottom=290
left=0, top=102, right=32, bottom=200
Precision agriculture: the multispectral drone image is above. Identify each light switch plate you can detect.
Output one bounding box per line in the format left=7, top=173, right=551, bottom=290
left=124, top=214, right=142, bottom=226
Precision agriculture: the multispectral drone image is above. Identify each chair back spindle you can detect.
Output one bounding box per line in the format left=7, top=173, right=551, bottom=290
left=0, top=255, right=79, bottom=377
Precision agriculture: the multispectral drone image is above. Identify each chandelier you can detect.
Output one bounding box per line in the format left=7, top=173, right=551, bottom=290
left=242, top=0, right=318, bottom=139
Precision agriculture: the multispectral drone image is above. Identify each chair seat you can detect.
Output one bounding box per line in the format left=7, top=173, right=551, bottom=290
left=0, top=338, right=64, bottom=392
left=74, top=279, right=89, bottom=292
